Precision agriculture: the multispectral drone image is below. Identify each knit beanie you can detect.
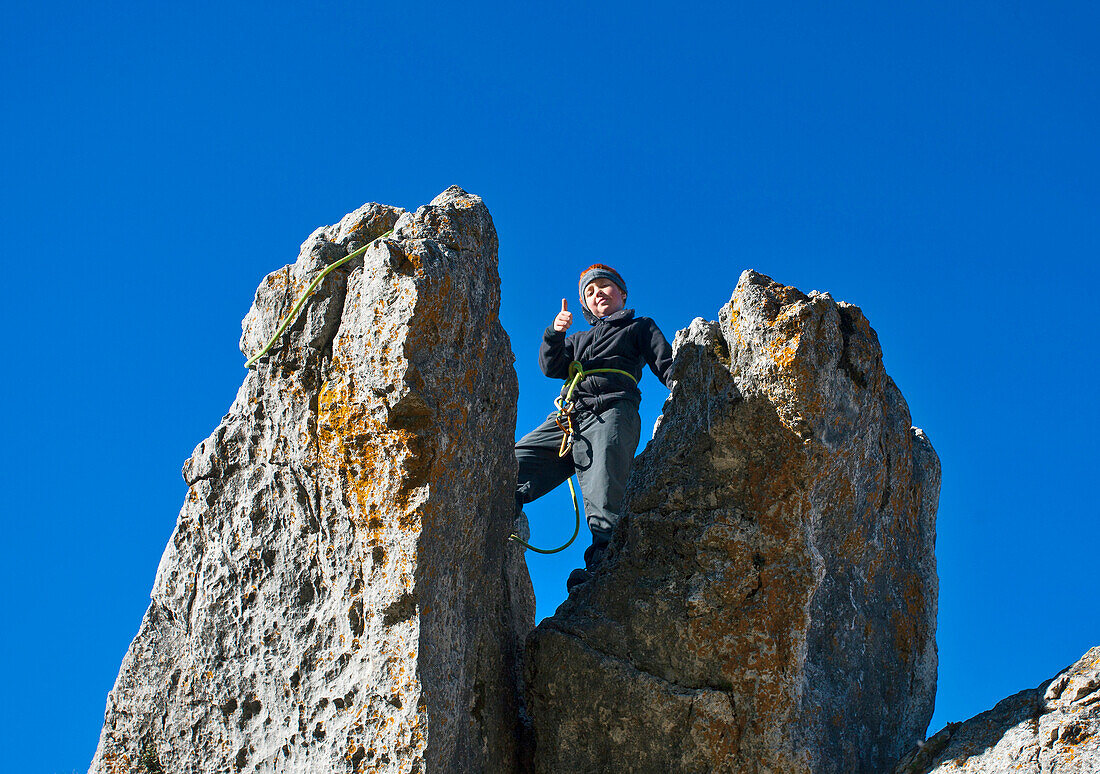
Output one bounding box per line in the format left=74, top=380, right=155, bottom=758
left=578, top=263, right=627, bottom=302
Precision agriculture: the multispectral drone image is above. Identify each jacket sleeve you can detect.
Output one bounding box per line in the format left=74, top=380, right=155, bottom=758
left=539, top=326, right=575, bottom=379
left=640, top=318, right=675, bottom=388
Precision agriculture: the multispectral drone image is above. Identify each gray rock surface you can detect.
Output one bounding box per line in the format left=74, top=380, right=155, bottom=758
left=525, top=270, right=941, bottom=773
left=893, top=646, right=1100, bottom=774
left=90, top=187, right=534, bottom=774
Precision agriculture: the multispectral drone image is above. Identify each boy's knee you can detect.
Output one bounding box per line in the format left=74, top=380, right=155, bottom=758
left=584, top=504, right=621, bottom=536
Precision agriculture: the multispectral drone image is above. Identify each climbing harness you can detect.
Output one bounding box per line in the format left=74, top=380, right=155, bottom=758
left=508, top=361, right=638, bottom=554
left=244, top=230, right=394, bottom=368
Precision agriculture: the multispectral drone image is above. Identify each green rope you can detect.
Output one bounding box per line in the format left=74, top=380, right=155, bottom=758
left=562, top=360, right=638, bottom=402
left=509, top=477, right=582, bottom=554
left=510, top=360, right=638, bottom=554
left=244, top=230, right=393, bottom=368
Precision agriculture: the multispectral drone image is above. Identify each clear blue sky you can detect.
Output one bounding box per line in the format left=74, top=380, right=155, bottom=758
left=2, top=2, right=1097, bottom=771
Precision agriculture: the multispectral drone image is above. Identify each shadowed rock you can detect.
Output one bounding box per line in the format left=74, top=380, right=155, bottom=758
left=90, top=187, right=534, bottom=774
left=893, top=646, right=1100, bottom=774
left=525, top=270, right=941, bottom=773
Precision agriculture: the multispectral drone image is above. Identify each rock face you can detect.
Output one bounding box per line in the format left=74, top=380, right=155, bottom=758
left=893, top=646, right=1100, bottom=774
left=90, top=187, right=534, bottom=774
left=525, top=270, right=941, bottom=773
left=93, top=212, right=949, bottom=774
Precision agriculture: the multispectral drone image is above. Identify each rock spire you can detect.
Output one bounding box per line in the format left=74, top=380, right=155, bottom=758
left=90, top=187, right=534, bottom=774
left=91, top=197, right=952, bottom=773
left=525, top=270, right=940, bottom=773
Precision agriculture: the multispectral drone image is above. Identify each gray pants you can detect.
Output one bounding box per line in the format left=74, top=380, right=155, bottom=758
left=515, top=401, right=641, bottom=562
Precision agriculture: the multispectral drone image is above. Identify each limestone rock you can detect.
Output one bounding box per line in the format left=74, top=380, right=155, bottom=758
left=525, top=270, right=940, bottom=773
left=90, top=187, right=534, bottom=774
left=893, top=646, right=1100, bottom=774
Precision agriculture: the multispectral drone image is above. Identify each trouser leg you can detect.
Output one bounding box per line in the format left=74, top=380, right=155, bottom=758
left=514, top=413, right=575, bottom=516
left=572, top=402, right=641, bottom=567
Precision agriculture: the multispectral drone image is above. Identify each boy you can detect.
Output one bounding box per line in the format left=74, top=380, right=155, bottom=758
left=514, top=264, right=674, bottom=591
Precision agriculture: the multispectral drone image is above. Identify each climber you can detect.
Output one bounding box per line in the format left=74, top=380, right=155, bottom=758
left=514, top=264, right=675, bottom=592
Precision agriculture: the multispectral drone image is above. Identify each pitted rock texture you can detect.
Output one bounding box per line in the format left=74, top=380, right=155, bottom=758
left=90, top=186, right=534, bottom=774
left=893, top=646, right=1100, bottom=774
left=525, top=270, right=940, bottom=774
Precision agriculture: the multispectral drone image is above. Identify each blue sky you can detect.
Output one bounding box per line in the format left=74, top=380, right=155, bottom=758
left=2, top=2, right=1097, bottom=771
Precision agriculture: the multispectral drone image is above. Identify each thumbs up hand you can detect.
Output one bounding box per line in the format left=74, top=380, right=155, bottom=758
left=553, top=299, right=573, bottom=332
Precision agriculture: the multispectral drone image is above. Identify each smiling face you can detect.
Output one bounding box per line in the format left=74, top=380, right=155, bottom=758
left=583, top=277, right=627, bottom=318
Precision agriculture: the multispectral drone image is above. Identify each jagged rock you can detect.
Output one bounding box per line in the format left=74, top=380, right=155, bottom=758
left=90, top=187, right=534, bottom=774
left=892, top=646, right=1100, bottom=774
left=525, top=270, right=940, bottom=773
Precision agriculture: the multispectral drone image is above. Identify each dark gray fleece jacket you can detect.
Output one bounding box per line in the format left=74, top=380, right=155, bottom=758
left=539, top=308, right=674, bottom=414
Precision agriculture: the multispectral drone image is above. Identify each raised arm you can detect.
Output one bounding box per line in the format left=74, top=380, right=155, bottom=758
left=539, top=299, right=576, bottom=379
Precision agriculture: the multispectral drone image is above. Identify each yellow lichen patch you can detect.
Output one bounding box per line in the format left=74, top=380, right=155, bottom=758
left=95, top=751, right=132, bottom=774
left=316, top=379, right=424, bottom=526
left=773, top=338, right=801, bottom=370
left=262, top=268, right=291, bottom=293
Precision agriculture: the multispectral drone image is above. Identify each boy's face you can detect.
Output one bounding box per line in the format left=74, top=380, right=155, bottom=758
left=584, top=278, right=626, bottom=318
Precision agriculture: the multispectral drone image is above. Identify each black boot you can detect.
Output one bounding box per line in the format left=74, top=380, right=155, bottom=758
left=566, top=530, right=612, bottom=592
left=566, top=567, right=591, bottom=591
left=583, top=529, right=611, bottom=570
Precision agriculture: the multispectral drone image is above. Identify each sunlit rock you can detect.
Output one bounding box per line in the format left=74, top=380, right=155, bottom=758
left=90, top=187, right=533, bottom=774
left=525, top=270, right=940, bottom=774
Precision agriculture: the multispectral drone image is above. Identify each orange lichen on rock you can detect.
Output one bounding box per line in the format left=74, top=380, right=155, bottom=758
left=90, top=189, right=527, bottom=774
left=528, top=271, right=939, bottom=774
